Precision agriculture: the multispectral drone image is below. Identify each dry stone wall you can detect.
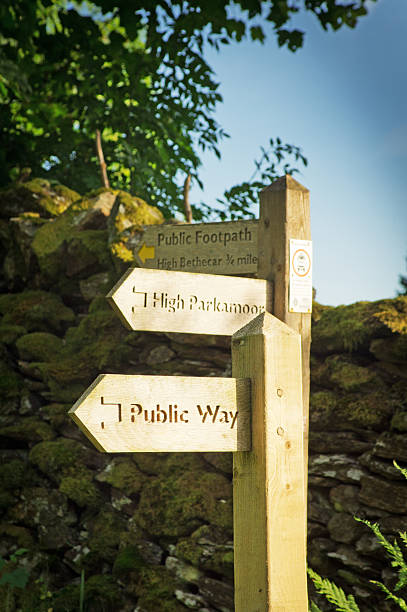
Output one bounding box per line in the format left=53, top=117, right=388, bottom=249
left=0, top=180, right=406, bottom=611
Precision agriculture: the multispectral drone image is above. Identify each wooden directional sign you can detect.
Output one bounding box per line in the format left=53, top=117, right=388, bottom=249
left=69, top=374, right=251, bottom=452
left=107, top=267, right=271, bottom=336
left=136, top=220, right=258, bottom=275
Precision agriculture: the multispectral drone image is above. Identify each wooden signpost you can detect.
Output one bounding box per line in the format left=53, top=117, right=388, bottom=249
left=232, top=314, right=307, bottom=610
left=70, top=175, right=312, bottom=611
left=136, top=219, right=258, bottom=275
left=258, top=175, right=312, bottom=492
left=69, top=374, right=251, bottom=452
left=107, top=267, right=270, bottom=336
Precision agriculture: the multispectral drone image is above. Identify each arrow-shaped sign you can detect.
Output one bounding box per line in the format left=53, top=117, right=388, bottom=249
left=69, top=374, right=251, bottom=452
left=136, top=220, right=258, bottom=274
left=137, top=242, right=155, bottom=264
left=107, top=268, right=271, bottom=336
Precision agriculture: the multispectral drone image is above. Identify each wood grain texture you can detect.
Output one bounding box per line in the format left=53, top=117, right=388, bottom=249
left=107, top=267, right=271, bottom=336
left=232, top=312, right=308, bottom=611
left=136, top=220, right=258, bottom=274
left=258, top=174, right=311, bottom=491
left=69, top=374, right=251, bottom=452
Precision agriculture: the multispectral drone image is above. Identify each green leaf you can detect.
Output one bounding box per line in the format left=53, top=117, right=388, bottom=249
left=250, top=25, right=265, bottom=42
left=370, top=580, right=407, bottom=611
left=307, top=567, right=360, bottom=612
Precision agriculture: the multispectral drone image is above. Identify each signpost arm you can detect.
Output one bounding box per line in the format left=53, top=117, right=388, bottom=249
left=258, top=174, right=311, bottom=488
left=232, top=312, right=308, bottom=611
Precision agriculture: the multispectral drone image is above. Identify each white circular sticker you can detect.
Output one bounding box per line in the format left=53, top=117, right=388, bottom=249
left=292, top=249, right=311, bottom=277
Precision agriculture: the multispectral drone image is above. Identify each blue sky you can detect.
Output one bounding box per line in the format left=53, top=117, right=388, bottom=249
left=190, top=0, right=407, bottom=307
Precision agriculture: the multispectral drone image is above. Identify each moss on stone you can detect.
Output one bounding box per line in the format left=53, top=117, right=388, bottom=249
left=42, top=353, right=96, bottom=387
left=338, top=392, right=396, bottom=430
left=38, top=308, right=132, bottom=399
left=110, top=240, right=134, bottom=262
left=88, top=509, right=128, bottom=563
left=309, top=390, right=339, bottom=430
left=88, top=295, right=112, bottom=313
left=29, top=438, right=92, bottom=483
left=31, top=215, right=72, bottom=277
left=134, top=566, right=184, bottom=612
left=114, top=190, right=164, bottom=230
left=391, top=410, right=407, bottom=432
left=31, top=186, right=114, bottom=279
left=63, top=309, right=127, bottom=359
left=0, top=459, right=29, bottom=490
left=79, top=271, right=113, bottom=302
left=83, top=574, right=125, bottom=610
left=201, top=452, right=233, bottom=475
left=112, top=545, right=145, bottom=575
left=65, top=229, right=111, bottom=278
left=47, top=379, right=90, bottom=404
left=176, top=525, right=234, bottom=578
left=0, top=524, right=34, bottom=549
left=0, top=490, right=16, bottom=511
left=327, top=356, right=382, bottom=392
left=108, top=190, right=164, bottom=263
left=0, top=178, right=80, bottom=219
left=59, top=473, right=102, bottom=509
left=311, top=385, right=395, bottom=432
left=312, top=296, right=407, bottom=354
left=52, top=574, right=124, bottom=612
left=16, top=331, right=63, bottom=361
left=96, top=458, right=145, bottom=495
left=133, top=452, right=208, bottom=478
left=33, top=220, right=113, bottom=281
left=41, top=403, right=71, bottom=430
left=0, top=359, right=23, bottom=401
left=71, top=187, right=114, bottom=208
left=0, top=324, right=27, bottom=345
left=0, top=417, right=55, bottom=442
left=370, top=335, right=407, bottom=364
left=0, top=290, right=75, bottom=333
left=136, top=470, right=232, bottom=538
left=23, top=179, right=80, bottom=215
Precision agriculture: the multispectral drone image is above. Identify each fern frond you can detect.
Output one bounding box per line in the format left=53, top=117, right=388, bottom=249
left=395, top=566, right=407, bottom=592
left=370, top=580, right=407, bottom=611
left=307, top=567, right=360, bottom=612
left=394, top=461, right=407, bottom=481
left=355, top=517, right=406, bottom=569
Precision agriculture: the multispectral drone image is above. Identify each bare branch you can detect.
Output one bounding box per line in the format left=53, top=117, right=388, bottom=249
left=96, top=129, right=110, bottom=189
left=183, top=173, right=192, bottom=223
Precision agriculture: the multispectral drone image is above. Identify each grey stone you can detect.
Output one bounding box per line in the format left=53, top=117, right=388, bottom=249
left=328, top=512, right=365, bottom=544
left=146, top=344, right=175, bottom=365
left=309, top=454, right=365, bottom=483
left=327, top=545, right=374, bottom=571
left=175, top=589, right=206, bottom=609
left=330, top=484, right=361, bottom=514
left=372, top=432, right=407, bottom=462
left=360, top=474, right=407, bottom=513
left=166, top=556, right=202, bottom=583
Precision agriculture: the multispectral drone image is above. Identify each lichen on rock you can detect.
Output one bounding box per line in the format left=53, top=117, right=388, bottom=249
left=0, top=178, right=80, bottom=219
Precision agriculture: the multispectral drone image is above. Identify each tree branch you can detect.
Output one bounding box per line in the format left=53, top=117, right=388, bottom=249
left=96, top=129, right=110, bottom=189
left=183, top=173, right=192, bottom=223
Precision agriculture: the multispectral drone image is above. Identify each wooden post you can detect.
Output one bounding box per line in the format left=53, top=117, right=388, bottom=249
left=258, top=174, right=311, bottom=488
left=232, top=312, right=308, bottom=611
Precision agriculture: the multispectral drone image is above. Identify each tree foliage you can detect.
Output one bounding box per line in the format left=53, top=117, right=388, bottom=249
left=399, top=258, right=407, bottom=295
left=0, top=0, right=375, bottom=218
